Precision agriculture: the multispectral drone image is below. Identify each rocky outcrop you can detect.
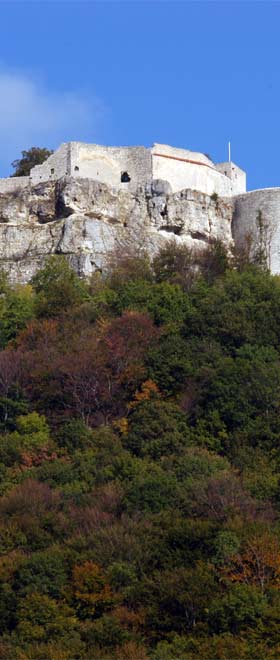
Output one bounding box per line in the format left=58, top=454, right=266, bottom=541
left=0, top=177, right=234, bottom=283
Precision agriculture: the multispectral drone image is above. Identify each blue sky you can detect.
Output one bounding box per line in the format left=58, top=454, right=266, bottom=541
left=0, top=0, right=279, bottom=190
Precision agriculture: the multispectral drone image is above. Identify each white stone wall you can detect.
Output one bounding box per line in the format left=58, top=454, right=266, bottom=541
left=0, top=177, right=29, bottom=193
left=216, top=162, right=246, bottom=195
left=30, top=144, right=70, bottom=184
left=151, top=144, right=233, bottom=196
left=233, top=188, right=280, bottom=273
left=0, top=141, right=245, bottom=200
left=69, top=142, right=152, bottom=193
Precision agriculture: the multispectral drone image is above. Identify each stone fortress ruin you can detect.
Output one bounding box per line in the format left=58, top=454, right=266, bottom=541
left=0, top=141, right=280, bottom=281
left=29, top=142, right=247, bottom=197
left=0, top=141, right=246, bottom=198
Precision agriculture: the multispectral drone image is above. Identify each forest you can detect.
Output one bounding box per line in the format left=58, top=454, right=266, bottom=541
left=0, top=240, right=280, bottom=658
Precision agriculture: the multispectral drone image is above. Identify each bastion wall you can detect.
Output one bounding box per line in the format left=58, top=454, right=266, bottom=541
left=24, top=142, right=246, bottom=197
left=30, top=144, right=70, bottom=185
left=216, top=162, right=246, bottom=195
left=3, top=143, right=280, bottom=277
left=69, top=142, right=152, bottom=193
left=151, top=144, right=236, bottom=197
left=0, top=176, right=30, bottom=193
left=232, top=188, right=280, bottom=274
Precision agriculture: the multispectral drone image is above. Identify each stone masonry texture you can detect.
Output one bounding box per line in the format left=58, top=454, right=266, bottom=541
left=24, top=142, right=246, bottom=197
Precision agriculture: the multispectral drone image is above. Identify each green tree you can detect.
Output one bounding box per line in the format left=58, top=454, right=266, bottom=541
left=0, top=412, right=52, bottom=466
left=124, top=399, right=191, bottom=459
left=14, top=548, right=67, bottom=599
left=123, top=460, right=180, bottom=514
left=147, top=333, right=192, bottom=395
left=208, top=584, right=268, bottom=634
left=11, top=147, right=53, bottom=177
left=31, top=256, right=89, bottom=317
left=114, top=280, right=191, bottom=327
left=14, top=592, right=79, bottom=643
left=56, top=419, right=94, bottom=452
left=183, top=267, right=280, bottom=352
left=0, top=285, right=35, bottom=348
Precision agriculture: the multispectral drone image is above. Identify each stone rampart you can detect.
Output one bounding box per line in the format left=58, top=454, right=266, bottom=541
left=216, top=162, right=246, bottom=195
left=30, top=144, right=70, bottom=184
left=69, top=142, right=152, bottom=193
left=151, top=144, right=234, bottom=196
left=0, top=177, right=30, bottom=193
left=0, top=142, right=246, bottom=199
left=233, top=188, right=280, bottom=274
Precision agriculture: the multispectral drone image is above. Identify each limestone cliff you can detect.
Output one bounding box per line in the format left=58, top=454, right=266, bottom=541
left=0, top=177, right=234, bottom=283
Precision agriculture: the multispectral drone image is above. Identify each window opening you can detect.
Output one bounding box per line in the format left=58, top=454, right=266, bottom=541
left=121, top=171, right=131, bottom=183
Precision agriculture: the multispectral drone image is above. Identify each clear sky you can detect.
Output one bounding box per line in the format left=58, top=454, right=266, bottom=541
left=0, top=0, right=279, bottom=190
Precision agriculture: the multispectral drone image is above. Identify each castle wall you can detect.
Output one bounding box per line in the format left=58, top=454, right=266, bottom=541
left=0, top=141, right=245, bottom=202
left=30, top=144, right=70, bottom=184
left=216, top=162, right=246, bottom=195
left=151, top=144, right=233, bottom=196
left=233, top=189, right=280, bottom=274
left=69, top=143, right=152, bottom=193
left=0, top=177, right=30, bottom=193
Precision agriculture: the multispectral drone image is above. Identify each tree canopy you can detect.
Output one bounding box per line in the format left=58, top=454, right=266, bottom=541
left=0, top=245, right=279, bottom=657
left=11, top=147, right=53, bottom=177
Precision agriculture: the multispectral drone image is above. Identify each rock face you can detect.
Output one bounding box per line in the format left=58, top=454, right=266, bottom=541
left=0, top=177, right=234, bottom=283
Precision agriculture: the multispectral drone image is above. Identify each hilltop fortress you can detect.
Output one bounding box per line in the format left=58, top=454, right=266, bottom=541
left=28, top=142, right=246, bottom=197
left=0, top=142, right=279, bottom=282
left=0, top=141, right=247, bottom=196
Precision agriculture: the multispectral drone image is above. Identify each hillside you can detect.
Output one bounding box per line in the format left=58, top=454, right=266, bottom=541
left=0, top=249, right=280, bottom=658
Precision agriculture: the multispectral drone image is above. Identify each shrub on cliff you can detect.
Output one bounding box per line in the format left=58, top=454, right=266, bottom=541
left=31, top=256, right=89, bottom=317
